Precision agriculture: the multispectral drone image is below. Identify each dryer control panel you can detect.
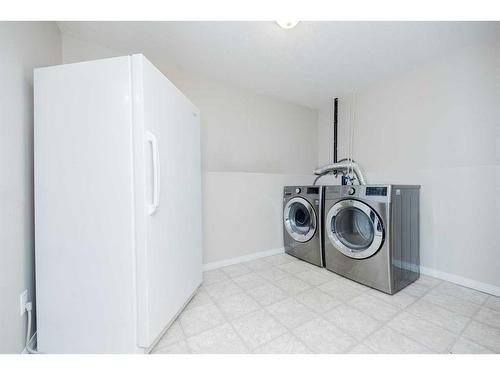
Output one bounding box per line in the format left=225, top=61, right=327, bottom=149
left=324, top=185, right=391, bottom=203
left=366, top=187, right=387, bottom=196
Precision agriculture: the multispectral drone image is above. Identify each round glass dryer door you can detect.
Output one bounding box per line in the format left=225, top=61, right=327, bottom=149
left=283, top=197, right=317, bottom=243
left=326, top=200, right=384, bottom=259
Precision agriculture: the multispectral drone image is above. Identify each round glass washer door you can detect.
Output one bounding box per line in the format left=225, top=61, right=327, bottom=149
left=283, top=197, right=317, bottom=243
left=326, top=199, right=384, bottom=259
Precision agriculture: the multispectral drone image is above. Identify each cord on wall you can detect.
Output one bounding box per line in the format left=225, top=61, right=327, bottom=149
left=25, top=302, right=32, bottom=345
left=346, top=91, right=358, bottom=182
left=23, top=301, right=41, bottom=354
left=333, top=97, right=338, bottom=164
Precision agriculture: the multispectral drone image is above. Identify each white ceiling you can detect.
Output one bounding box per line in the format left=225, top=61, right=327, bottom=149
left=57, top=21, right=500, bottom=109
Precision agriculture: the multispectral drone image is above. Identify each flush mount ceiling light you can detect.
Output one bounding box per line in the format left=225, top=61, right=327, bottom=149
left=276, top=20, right=300, bottom=29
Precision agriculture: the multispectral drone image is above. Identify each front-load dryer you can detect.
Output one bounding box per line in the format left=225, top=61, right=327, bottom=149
left=283, top=186, right=323, bottom=267
left=323, top=185, right=420, bottom=294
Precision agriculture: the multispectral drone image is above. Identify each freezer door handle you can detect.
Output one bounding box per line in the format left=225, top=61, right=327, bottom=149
left=145, top=131, right=160, bottom=215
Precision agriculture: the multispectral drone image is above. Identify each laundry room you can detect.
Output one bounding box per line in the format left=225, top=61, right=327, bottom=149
left=1, top=1, right=500, bottom=373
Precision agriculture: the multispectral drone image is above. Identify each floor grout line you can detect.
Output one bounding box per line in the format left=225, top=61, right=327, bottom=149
left=155, top=254, right=500, bottom=354
left=188, top=281, right=270, bottom=353
left=209, top=299, right=253, bottom=354
left=380, top=278, right=461, bottom=353
left=222, top=260, right=332, bottom=353
left=219, top=262, right=441, bottom=354
left=322, top=274, right=446, bottom=353
left=205, top=265, right=312, bottom=353
left=446, top=293, right=491, bottom=353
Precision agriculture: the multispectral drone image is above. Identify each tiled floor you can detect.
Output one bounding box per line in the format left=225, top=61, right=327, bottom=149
left=152, top=254, right=500, bottom=354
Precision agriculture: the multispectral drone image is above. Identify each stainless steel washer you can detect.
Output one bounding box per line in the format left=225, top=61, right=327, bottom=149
left=323, top=185, right=420, bottom=294
left=283, top=186, right=323, bottom=267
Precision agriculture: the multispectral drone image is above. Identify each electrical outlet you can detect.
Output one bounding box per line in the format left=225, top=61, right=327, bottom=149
left=20, top=290, right=28, bottom=316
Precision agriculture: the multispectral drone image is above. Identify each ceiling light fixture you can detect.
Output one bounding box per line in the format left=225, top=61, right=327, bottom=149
left=276, top=20, right=300, bottom=29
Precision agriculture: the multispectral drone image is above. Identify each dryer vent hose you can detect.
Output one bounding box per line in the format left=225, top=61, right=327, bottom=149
left=313, top=159, right=366, bottom=186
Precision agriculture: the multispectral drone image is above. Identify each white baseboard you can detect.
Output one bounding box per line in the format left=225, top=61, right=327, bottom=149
left=421, top=266, right=500, bottom=297
left=203, top=247, right=285, bottom=271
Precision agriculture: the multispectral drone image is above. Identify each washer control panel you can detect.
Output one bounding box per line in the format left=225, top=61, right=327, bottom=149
left=283, top=186, right=321, bottom=198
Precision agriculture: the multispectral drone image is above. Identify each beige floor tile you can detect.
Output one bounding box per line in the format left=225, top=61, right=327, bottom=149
left=273, top=275, right=312, bottom=295
left=186, top=323, right=248, bottom=354
left=402, top=282, right=432, bottom=298
left=388, top=311, right=457, bottom=352
left=463, top=320, right=500, bottom=352
left=422, top=289, right=482, bottom=317
left=203, top=269, right=229, bottom=286
left=278, top=261, right=318, bottom=274
left=155, top=256, right=500, bottom=355
left=179, top=303, right=226, bottom=337
left=220, top=263, right=252, bottom=278
left=154, top=320, right=185, bottom=348
left=315, top=267, right=344, bottom=279
left=433, top=282, right=488, bottom=305
left=293, top=317, right=357, bottom=353
left=450, top=337, right=495, bottom=354
left=244, top=259, right=274, bottom=271
left=232, top=272, right=269, bottom=291
left=368, top=289, right=417, bottom=309
left=364, top=326, right=433, bottom=354
left=295, top=288, right=342, bottom=313
left=204, top=279, right=244, bottom=300
left=474, top=306, right=500, bottom=329
left=347, top=343, right=376, bottom=354
left=216, top=292, right=261, bottom=321
left=324, top=304, right=381, bottom=340
left=266, top=297, right=317, bottom=329
left=262, top=254, right=296, bottom=266
left=336, top=277, right=372, bottom=292
left=247, top=282, right=289, bottom=306
left=318, top=279, right=364, bottom=302
left=348, top=294, right=399, bottom=322
left=414, top=275, right=442, bottom=289
left=485, top=295, right=500, bottom=313
left=184, top=288, right=212, bottom=310
left=152, top=340, right=191, bottom=354
left=253, top=333, right=312, bottom=354
left=294, top=270, right=331, bottom=286
left=256, top=266, right=290, bottom=282
left=231, top=310, right=288, bottom=349
left=405, top=299, right=470, bottom=334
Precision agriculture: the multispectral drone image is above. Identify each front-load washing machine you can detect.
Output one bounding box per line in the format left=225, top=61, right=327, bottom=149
left=283, top=186, right=323, bottom=267
left=323, top=184, right=420, bottom=294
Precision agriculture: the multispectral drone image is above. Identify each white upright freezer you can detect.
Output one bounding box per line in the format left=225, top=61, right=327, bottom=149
left=34, top=55, right=202, bottom=353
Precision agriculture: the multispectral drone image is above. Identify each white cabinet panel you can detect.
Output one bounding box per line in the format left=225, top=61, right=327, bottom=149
left=132, top=55, right=202, bottom=347
left=34, top=57, right=138, bottom=353
left=35, top=54, right=202, bottom=353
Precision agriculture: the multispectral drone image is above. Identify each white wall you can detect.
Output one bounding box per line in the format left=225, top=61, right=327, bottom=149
left=61, top=34, right=319, bottom=264
left=169, top=73, right=318, bottom=264
left=62, top=34, right=125, bottom=64
left=171, top=72, right=318, bottom=174
left=203, top=172, right=313, bottom=264
left=0, top=22, right=61, bottom=353
left=320, top=41, right=500, bottom=292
